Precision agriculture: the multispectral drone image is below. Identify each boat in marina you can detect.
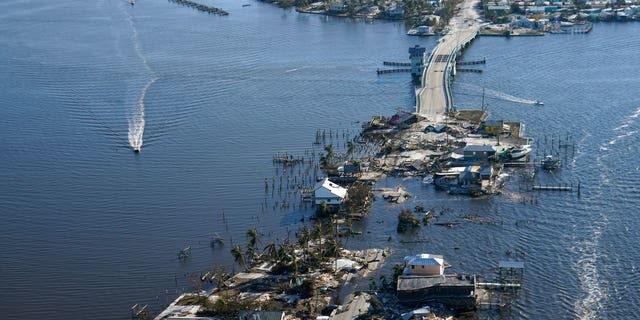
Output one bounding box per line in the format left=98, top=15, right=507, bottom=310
left=422, top=174, right=434, bottom=185
left=496, top=145, right=531, bottom=160
left=508, top=145, right=531, bottom=159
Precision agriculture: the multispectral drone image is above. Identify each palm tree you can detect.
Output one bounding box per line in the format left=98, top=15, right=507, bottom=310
left=324, top=238, right=341, bottom=259
left=246, top=228, right=259, bottom=263
left=298, top=226, right=311, bottom=269
left=263, top=242, right=278, bottom=263
left=324, top=144, right=334, bottom=160
left=346, top=141, right=355, bottom=155
left=230, top=245, right=246, bottom=271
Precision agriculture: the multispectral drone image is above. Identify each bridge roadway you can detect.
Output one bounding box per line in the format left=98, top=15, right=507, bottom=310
left=416, top=0, right=482, bottom=121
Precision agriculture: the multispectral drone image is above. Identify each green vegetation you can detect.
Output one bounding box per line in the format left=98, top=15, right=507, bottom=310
left=397, top=209, right=422, bottom=233
left=258, top=0, right=311, bottom=8
left=196, top=290, right=284, bottom=318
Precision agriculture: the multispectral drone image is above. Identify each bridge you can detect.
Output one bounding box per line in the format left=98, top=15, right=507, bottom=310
left=416, top=0, right=482, bottom=121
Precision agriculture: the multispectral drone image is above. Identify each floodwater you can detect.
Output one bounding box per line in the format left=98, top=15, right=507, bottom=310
left=1, top=0, right=639, bottom=319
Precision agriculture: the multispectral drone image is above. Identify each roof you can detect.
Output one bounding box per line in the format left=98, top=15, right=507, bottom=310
left=463, top=145, right=496, bottom=152
left=397, top=274, right=475, bottom=291
left=405, top=253, right=444, bottom=266
left=389, top=112, right=416, bottom=125
left=238, top=310, right=285, bottom=320
left=313, top=178, right=347, bottom=199
left=409, top=45, right=426, bottom=56
left=485, top=119, right=504, bottom=127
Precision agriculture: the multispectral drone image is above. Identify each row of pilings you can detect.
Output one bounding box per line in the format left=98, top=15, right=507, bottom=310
left=168, top=0, right=229, bottom=15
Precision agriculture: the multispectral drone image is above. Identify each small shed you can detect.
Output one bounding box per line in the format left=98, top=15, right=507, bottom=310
left=463, top=145, right=496, bottom=161
left=403, top=254, right=445, bottom=276
left=483, top=119, right=504, bottom=135
left=389, top=112, right=417, bottom=126
left=313, top=178, right=347, bottom=206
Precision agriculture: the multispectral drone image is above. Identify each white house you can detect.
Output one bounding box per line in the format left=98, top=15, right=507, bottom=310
left=386, top=2, right=404, bottom=17
left=330, top=1, right=348, bottom=13
left=366, top=5, right=380, bottom=15
left=403, top=254, right=445, bottom=276
left=313, top=178, right=347, bottom=205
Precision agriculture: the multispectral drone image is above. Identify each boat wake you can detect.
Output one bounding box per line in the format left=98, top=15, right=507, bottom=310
left=571, top=218, right=607, bottom=320
left=128, top=77, right=157, bottom=151
left=124, top=5, right=158, bottom=153
left=284, top=65, right=311, bottom=73
left=572, top=106, right=640, bottom=319
left=456, top=82, right=539, bottom=105
left=608, top=106, right=640, bottom=146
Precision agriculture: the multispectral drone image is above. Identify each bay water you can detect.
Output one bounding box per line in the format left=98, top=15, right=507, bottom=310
left=1, top=0, right=639, bottom=319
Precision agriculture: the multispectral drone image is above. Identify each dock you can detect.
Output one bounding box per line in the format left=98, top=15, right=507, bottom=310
left=167, top=0, right=229, bottom=15
left=532, top=184, right=573, bottom=191
left=456, top=68, right=482, bottom=73
left=457, top=58, right=486, bottom=65
left=383, top=61, right=412, bottom=66
left=377, top=68, right=411, bottom=75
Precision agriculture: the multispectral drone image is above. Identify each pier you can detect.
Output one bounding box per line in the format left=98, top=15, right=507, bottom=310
left=532, top=184, right=574, bottom=191
left=383, top=61, right=413, bottom=66
left=457, top=68, right=482, bottom=73
left=457, top=58, right=486, bottom=65
left=377, top=68, right=411, bottom=75
left=167, top=0, right=229, bottom=15
left=416, top=0, right=481, bottom=121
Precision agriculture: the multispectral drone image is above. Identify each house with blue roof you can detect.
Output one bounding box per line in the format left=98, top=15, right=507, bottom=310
left=403, top=253, right=445, bottom=276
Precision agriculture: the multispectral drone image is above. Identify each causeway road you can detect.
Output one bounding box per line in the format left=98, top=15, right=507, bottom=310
left=417, top=0, right=482, bottom=122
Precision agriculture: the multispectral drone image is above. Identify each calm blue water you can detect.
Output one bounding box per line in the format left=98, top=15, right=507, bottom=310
left=1, top=0, right=639, bottom=319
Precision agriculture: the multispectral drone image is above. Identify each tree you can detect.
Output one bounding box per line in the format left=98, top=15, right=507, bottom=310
left=397, top=209, right=421, bottom=233
left=263, top=241, right=278, bottom=263
left=324, top=238, right=341, bottom=259
left=210, top=266, right=230, bottom=290
left=230, top=245, right=246, bottom=271
left=246, top=227, right=259, bottom=264
left=346, top=141, right=355, bottom=155
left=186, top=272, right=204, bottom=297
left=298, top=226, right=311, bottom=269
left=324, top=144, right=334, bottom=160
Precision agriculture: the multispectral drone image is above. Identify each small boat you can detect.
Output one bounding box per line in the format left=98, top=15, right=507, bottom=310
left=542, top=155, right=560, bottom=170
left=422, top=174, right=434, bottom=185
left=507, top=145, right=531, bottom=160
left=133, top=147, right=141, bottom=153
left=242, top=3, right=251, bottom=6
left=130, top=0, right=135, bottom=5
left=534, top=100, right=544, bottom=105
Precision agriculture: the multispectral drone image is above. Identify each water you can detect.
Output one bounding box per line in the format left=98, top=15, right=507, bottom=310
left=1, top=0, right=639, bottom=319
